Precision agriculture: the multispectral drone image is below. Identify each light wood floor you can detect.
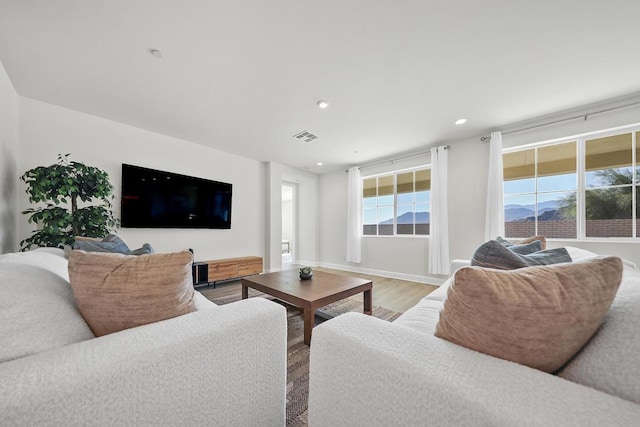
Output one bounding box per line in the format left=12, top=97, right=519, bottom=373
left=197, top=266, right=439, bottom=313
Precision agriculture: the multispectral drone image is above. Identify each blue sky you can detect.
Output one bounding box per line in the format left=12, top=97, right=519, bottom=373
left=363, top=190, right=430, bottom=224
left=504, top=173, right=576, bottom=195
left=505, top=167, right=637, bottom=198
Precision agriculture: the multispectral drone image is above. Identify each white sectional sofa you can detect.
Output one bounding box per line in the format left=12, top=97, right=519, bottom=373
left=308, top=247, right=640, bottom=426
left=0, top=248, right=287, bottom=426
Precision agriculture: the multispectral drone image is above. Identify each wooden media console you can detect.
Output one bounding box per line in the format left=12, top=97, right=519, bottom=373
left=192, top=256, right=263, bottom=288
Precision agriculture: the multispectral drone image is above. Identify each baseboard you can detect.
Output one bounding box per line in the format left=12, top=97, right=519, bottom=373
left=314, top=262, right=447, bottom=286
left=264, top=261, right=447, bottom=286
left=296, top=259, right=316, bottom=269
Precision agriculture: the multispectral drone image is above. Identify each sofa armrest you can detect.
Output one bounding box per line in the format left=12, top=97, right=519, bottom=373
left=309, top=313, right=640, bottom=427
left=0, top=298, right=286, bottom=427
left=449, top=259, right=470, bottom=275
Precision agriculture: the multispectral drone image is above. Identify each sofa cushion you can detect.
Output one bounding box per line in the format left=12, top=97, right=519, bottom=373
left=423, top=277, right=451, bottom=302
left=0, top=256, right=94, bottom=363
left=193, top=290, right=218, bottom=310
left=435, top=257, right=623, bottom=373
left=471, top=240, right=571, bottom=270
left=68, top=250, right=196, bottom=337
left=557, top=266, right=640, bottom=403
left=394, top=298, right=443, bottom=335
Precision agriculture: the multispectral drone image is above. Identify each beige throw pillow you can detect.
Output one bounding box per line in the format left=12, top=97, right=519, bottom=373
left=514, top=235, right=547, bottom=250
left=68, top=250, right=196, bottom=337
left=435, top=256, right=623, bottom=373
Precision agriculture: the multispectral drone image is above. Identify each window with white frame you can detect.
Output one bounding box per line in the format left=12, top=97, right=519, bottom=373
left=362, top=168, right=430, bottom=236
left=503, top=126, right=639, bottom=239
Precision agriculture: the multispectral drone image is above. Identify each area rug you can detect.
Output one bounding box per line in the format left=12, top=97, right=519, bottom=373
left=206, top=290, right=401, bottom=427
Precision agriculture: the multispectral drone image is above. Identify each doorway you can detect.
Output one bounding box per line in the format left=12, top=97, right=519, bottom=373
left=281, top=183, right=296, bottom=266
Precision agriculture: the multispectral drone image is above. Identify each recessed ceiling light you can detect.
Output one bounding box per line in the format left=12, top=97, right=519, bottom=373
left=150, top=49, right=163, bottom=58
left=317, top=100, right=329, bottom=109
left=316, top=162, right=323, bottom=166
left=455, top=118, right=467, bottom=125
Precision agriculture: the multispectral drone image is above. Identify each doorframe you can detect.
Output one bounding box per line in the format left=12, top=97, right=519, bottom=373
left=281, top=181, right=297, bottom=264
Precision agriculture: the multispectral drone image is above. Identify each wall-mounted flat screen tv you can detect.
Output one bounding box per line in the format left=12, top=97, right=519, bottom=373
left=121, top=164, right=232, bottom=229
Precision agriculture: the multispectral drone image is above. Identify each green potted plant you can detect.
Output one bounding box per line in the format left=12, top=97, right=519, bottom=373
left=20, top=154, right=119, bottom=250
left=299, top=266, right=313, bottom=280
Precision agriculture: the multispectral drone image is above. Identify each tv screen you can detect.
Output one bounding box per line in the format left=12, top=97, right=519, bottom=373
left=121, top=164, right=232, bottom=229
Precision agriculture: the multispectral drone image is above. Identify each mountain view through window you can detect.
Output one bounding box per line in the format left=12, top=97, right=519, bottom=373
left=363, top=168, right=430, bottom=236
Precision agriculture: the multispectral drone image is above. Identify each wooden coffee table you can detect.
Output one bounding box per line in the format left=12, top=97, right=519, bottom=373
left=241, top=269, right=372, bottom=345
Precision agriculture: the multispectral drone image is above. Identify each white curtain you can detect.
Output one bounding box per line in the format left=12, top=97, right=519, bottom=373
left=484, top=131, right=505, bottom=240
left=428, top=146, right=449, bottom=275
left=346, top=166, right=362, bottom=263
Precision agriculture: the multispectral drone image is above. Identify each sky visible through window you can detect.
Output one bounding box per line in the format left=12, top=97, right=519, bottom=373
left=363, top=192, right=430, bottom=224
left=504, top=174, right=578, bottom=194
left=362, top=168, right=431, bottom=235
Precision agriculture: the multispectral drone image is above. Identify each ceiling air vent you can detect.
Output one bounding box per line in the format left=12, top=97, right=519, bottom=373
left=292, top=130, right=318, bottom=143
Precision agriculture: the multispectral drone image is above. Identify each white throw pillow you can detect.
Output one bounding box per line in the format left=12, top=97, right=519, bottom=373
left=0, top=263, right=94, bottom=363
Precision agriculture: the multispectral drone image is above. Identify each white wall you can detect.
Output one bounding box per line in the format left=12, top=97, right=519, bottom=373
left=265, top=162, right=283, bottom=271
left=0, top=59, right=19, bottom=253
left=447, top=136, right=489, bottom=261
left=500, top=99, right=640, bottom=151
left=18, top=97, right=266, bottom=261
left=319, top=99, right=640, bottom=280
left=318, top=170, right=348, bottom=264
left=319, top=157, right=436, bottom=284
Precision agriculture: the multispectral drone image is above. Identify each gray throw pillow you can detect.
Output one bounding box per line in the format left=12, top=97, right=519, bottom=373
left=472, top=240, right=572, bottom=270
left=127, top=243, right=154, bottom=256
left=73, top=234, right=130, bottom=254
left=496, top=236, right=514, bottom=246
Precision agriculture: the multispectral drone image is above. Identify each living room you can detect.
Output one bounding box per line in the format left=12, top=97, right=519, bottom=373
left=1, top=1, right=640, bottom=426
left=2, top=2, right=640, bottom=283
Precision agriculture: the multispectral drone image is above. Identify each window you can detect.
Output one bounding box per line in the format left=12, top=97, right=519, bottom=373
left=504, top=141, right=577, bottom=238
left=585, top=133, right=634, bottom=237
left=503, top=126, right=639, bottom=239
left=363, top=168, right=430, bottom=236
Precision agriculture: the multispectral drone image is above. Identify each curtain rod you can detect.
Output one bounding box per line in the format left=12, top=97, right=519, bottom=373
left=345, top=145, right=450, bottom=173
left=479, top=100, right=640, bottom=141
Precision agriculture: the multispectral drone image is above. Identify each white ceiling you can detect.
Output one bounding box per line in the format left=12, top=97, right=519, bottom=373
left=1, top=1, right=640, bottom=174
